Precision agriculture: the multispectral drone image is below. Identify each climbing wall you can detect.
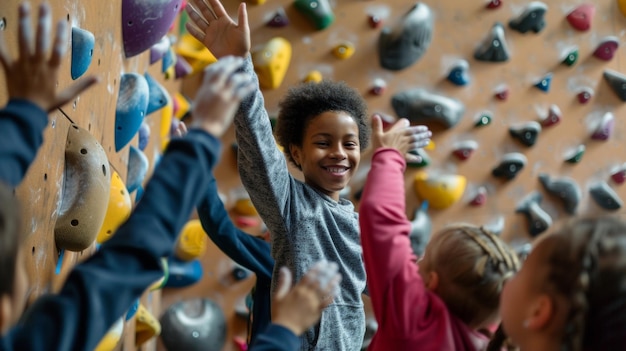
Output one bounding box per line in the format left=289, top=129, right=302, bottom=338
left=0, top=0, right=185, bottom=350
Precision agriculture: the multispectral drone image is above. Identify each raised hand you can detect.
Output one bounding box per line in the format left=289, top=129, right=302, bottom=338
left=0, top=2, right=98, bottom=112
left=185, top=0, right=250, bottom=58
left=189, top=56, right=254, bottom=137
left=370, top=114, right=431, bottom=163
left=271, top=261, right=342, bottom=336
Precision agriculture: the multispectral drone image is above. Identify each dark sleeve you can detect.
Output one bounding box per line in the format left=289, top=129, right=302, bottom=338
left=249, top=324, right=301, bottom=351
left=197, top=176, right=274, bottom=280
left=0, top=129, right=221, bottom=351
left=0, top=99, right=49, bottom=187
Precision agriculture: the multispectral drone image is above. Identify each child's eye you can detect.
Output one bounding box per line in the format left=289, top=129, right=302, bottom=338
left=315, top=142, right=329, bottom=147
left=345, top=142, right=358, bottom=149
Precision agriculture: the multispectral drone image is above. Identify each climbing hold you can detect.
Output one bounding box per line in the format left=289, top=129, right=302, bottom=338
left=233, top=337, right=248, bottom=351
left=96, top=171, right=132, bottom=244
left=407, top=149, right=431, bottom=168
left=135, top=304, right=161, bottom=347
left=509, top=121, right=542, bottom=147
left=160, top=298, right=227, bottom=351
left=610, top=164, right=626, bottom=184
left=452, top=140, right=478, bottom=161
left=483, top=216, right=505, bottom=236
left=249, top=0, right=266, bottom=4
left=56, top=124, right=111, bottom=252
left=378, top=3, right=433, bottom=70
left=413, top=172, right=466, bottom=210
left=368, top=14, right=383, bottom=28
left=446, top=59, right=470, bottom=86
left=369, top=78, right=387, bottom=96
left=144, top=73, right=168, bottom=115
left=332, top=42, right=355, bottom=60
left=94, top=318, right=124, bottom=351
left=126, top=299, right=140, bottom=321
left=252, top=37, right=292, bottom=90
left=232, top=265, right=251, bottom=281
left=589, top=182, right=623, bottom=210
left=115, top=73, right=149, bottom=151
left=70, top=27, right=95, bottom=80
left=474, top=111, right=493, bottom=127
left=235, top=215, right=260, bottom=228
left=508, top=1, right=548, bottom=34
left=266, top=7, right=289, bottom=28
left=619, top=0, right=626, bottom=17
left=593, top=36, right=619, bottom=61
left=234, top=197, right=258, bottom=216
left=577, top=87, right=593, bottom=104
left=470, top=186, right=487, bottom=206
left=538, top=173, right=581, bottom=214
left=126, top=146, right=149, bottom=193
left=122, top=0, right=182, bottom=57
left=492, top=152, right=527, bottom=180
left=303, top=70, right=323, bottom=83
left=166, top=257, right=203, bottom=288
left=149, top=36, right=171, bottom=65
left=603, top=69, right=626, bottom=102
left=533, top=73, right=552, bottom=93
left=563, top=144, right=585, bottom=164
left=486, top=0, right=502, bottom=9
left=293, top=0, right=334, bottom=30
left=175, top=33, right=217, bottom=74
left=494, top=85, right=509, bottom=101
left=175, top=219, right=208, bottom=261
left=561, top=47, right=578, bottom=66
left=516, top=192, right=552, bottom=237
left=409, top=202, right=432, bottom=257
left=474, top=22, right=510, bottom=62
left=138, top=122, right=150, bottom=151
left=174, top=55, right=193, bottom=79
left=162, top=47, right=177, bottom=77
left=590, top=112, right=614, bottom=141
left=539, top=104, right=561, bottom=127
left=566, top=3, right=594, bottom=31
left=391, top=88, right=464, bottom=129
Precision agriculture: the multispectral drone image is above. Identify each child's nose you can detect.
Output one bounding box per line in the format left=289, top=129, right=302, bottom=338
left=329, top=145, right=347, bottom=159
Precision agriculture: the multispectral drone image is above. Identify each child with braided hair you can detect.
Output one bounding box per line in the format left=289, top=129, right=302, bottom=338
left=359, top=116, right=520, bottom=351
left=493, top=216, right=626, bottom=351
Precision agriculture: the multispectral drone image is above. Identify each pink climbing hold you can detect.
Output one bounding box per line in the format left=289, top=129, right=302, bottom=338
left=566, top=4, right=595, bottom=31
left=233, top=336, right=248, bottom=351
left=470, top=187, right=487, bottom=206
left=577, top=88, right=593, bottom=104
left=611, top=164, right=626, bottom=184
left=494, top=85, right=509, bottom=101
left=368, top=14, right=383, bottom=28
left=486, top=0, right=502, bottom=9
left=540, top=104, right=561, bottom=127
left=593, top=36, right=619, bottom=61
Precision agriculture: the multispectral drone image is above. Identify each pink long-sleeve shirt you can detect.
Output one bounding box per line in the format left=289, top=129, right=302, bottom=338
left=359, top=148, right=489, bottom=351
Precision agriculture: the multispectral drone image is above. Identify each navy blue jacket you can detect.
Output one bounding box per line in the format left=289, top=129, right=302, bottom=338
left=197, top=177, right=274, bottom=345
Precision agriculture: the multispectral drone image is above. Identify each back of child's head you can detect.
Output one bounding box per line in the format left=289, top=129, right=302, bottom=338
left=424, top=224, right=519, bottom=328
left=275, top=80, right=369, bottom=167
left=538, top=216, right=626, bottom=351
left=0, top=182, right=22, bottom=297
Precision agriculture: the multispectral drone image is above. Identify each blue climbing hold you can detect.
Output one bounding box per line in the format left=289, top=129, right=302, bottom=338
left=446, top=60, right=470, bottom=86
left=166, top=257, right=203, bottom=288
left=127, top=145, right=149, bottom=193
left=115, top=73, right=149, bottom=152
left=144, top=72, right=168, bottom=115
left=70, top=27, right=95, bottom=80
left=534, top=73, right=552, bottom=93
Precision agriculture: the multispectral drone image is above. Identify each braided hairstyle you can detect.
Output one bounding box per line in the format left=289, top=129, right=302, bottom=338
left=425, top=224, right=520, bottom=328
left=544, top=217, right=626, bottom=351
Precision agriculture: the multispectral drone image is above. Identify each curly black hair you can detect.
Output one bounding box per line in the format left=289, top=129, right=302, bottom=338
left=274, top=80, right=370, bottom=167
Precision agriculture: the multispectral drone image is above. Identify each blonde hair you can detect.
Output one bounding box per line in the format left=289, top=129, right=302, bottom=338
left=426, top=224, right=519, bottom=328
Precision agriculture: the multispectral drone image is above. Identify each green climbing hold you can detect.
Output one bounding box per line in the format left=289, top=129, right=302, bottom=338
left=294, top=0, right=334, bottom=30
left=561, top=48, right=578, bottom=66
left=474, top=112, right=492, bottom=127
left=564, top=145, right=585, bottom=163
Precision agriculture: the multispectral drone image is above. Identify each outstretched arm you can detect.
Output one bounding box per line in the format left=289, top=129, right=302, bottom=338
left=0, top=3, right=97, bottom=186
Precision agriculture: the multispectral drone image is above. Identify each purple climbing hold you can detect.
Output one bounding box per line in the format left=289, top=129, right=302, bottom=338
left=149, top=36, right=171, bottom=65
left=593, top=36, right=619, bottom=61
left=577, top=87, right=593, bottom=104
left=122, top=0, right=183, bottom=58
left=174, top=55, right=193, bottom=79
left=590, top=112, right=614, bottom=141
left=267, top=7, right=289, bottom=28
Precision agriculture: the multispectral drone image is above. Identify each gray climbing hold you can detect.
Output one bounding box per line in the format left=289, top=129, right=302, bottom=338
left=538, top=173, right=581, bottom=215
left=509, top=121, right=541, bottom=147
left=516, top=192, right=552, bottom=237
left=391, top=88, right=464, bottom=128
left=492, top=152, right=526, bottom=180
left=409, top=202, right=432, bottom=257
left=160, top=298, right=227, bottom=351
left=474, top=22, right=510, bottom=62
left=603, top=69, right=626, bottom=102
left=589, top=182, right=623, bottom=211
left=378, top=3, right=433, bottom=71
left=508, top=1, right=548, bottom=34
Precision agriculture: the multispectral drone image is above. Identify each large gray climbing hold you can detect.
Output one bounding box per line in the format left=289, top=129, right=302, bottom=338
left=508, top=1, right=548, bottom=34
left=538, top=173, right=581, bottom=215
left=409, top=203, right=432, bottom=257
left=391, top=88, right=464, bottom=128
left=474, top=22, right=510, bottom=62
left=603, top=69, right=626, bottom=102
left=378, top=3, right=433, bottom=71
left=516, top=192, right=552, bottom=237
left=160, top=298, right=227, bottom=351
left=589, top=182, right=623, bottom=211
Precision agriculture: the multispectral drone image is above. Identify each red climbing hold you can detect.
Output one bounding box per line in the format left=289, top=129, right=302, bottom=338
left=540, top=105, right=561, bottom=127
left=566, top=4, right=595, bottom=31
left=577, top=88, right=593, bottom=104
left=593, top=36, right=619, bottom=61
left=486, top=0, right=502, bottom=9
left=494, top=85, right=509, bottom=101
left=470, top=187, right=487, bottom=206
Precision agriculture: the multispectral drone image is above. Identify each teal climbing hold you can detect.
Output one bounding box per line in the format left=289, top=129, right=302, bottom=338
left=71, top=27, right=95, bottom=80
left=144, top=72, right=168, bottom=115
left=127, top=145, right=149, bottom=193
left=115, top=73, right=149, bottom=151
left=534, top=73, right=552, bottom=93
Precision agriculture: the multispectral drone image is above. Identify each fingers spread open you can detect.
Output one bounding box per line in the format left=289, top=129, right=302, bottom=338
left=185, top=4, right=209, bottom=32
left=49, top=20, right=67, bottom=67
left=0, top=31, right=11, bottom=70
left=275, top=267, right=293, bottom=301
left=203, top=56, right=244, bottom=87
left=18, top=2, right=34, bottom=59
left=207, top=0, right=228, bottom=19
left=35, top=3, right=51, bottom=60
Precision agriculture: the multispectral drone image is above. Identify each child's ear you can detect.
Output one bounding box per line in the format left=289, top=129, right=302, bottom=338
left=0, top=293, right=13, bottom=334
left=525, top=294, right=553, bottom=331
left=289, top=144, right=302, bottom=167
left=425, top=271, right=439, bottom=291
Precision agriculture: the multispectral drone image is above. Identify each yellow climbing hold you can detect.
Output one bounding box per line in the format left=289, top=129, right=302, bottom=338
left=96, top=171, right=132, bottom=244
left=175, top=33, right=217, bottom=74
left=135, top=304, right=161, bottom=347
left=332, top=42, right=355, bottom=59
left=424, top=140, right=435, bottom=150
left=175, top=220, right=208, bottom=261
left=619, top=0, right=626, bottom=16
left=304, top=70, right=323, bottom=83
left=234, top=197, right=259, bottom=216
left=252, top=37, right=292, bottom=89
left=94, top=318, right=124, bottom=351
left=414, top=171, right=466, bottom=210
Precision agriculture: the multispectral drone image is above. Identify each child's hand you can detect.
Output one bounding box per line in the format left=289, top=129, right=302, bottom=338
left=172, top=120, right=188, bottom=138
left=0, top=2, right=98, bottom=112
left=272, top=261, right=342, bottom=336
left=185, top=0, right=250, bottom=58
left=189, top=56, right=254, bottom=137
left=370, top=114, right=431, bottom=163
